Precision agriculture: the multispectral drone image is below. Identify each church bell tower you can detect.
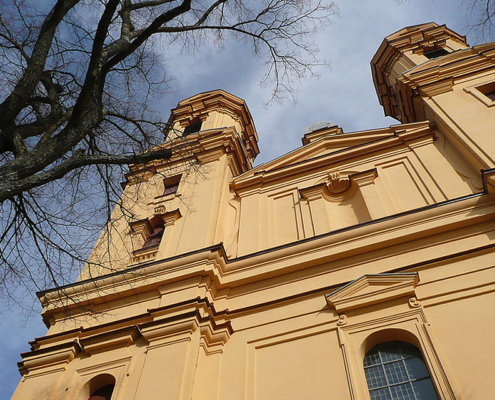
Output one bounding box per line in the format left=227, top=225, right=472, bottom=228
left=13, top=90, right=259, bottom=400
left=372, top=22, right=495, bottom=180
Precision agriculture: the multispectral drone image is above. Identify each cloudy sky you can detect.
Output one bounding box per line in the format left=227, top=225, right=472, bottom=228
left=0, top=0, right=482, bottom=397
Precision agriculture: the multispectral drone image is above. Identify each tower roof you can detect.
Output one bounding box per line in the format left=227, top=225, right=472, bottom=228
left=168, top=89, right=259, bottom=158
left=371, top=23, right=468, bottom=120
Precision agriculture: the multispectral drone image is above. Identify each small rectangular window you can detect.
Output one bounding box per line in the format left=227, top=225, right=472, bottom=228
left=464, top=81, right=495, bottom=107
left=142, top=226, right=164, bottom=249
left=424, top=48, right=449, bottom=59
left=163, top=174, right=181, bottom=196
left=183, top=121, right=202, bottom=136
left=476, top=82, right=495, bottom=102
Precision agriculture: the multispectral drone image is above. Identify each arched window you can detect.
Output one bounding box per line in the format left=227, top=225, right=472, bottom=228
left=89, top=384, right=114, bottom=400
left=86, top=374, right=115, bottom=400
left=363, top=341, right=438, bottom=400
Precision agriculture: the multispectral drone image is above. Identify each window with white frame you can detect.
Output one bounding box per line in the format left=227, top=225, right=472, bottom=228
left=364, top=341, right=439, bottom=400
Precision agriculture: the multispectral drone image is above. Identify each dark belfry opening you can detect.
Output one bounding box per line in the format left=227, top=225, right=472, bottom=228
left=89, top=384, right=114, bottom=400
left=484, top=90, right=495, bottom=101
left=183, top=118, right=202, bottom=136
left=424, top=48, right=449, bottom=59
left=163, top=174, right=181, bottom=196
left=142, top=226, right=165, bottom=249
left=87, top=374, right=116, bottom=400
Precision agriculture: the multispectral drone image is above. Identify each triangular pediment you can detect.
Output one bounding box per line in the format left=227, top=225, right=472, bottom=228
left=263, top=130, right=391, bottom=171
left=233, top=122, right=432, bottom=189
left=236, top=130, right=393, bottom=181
left=325, top=273, right=419, bottom=312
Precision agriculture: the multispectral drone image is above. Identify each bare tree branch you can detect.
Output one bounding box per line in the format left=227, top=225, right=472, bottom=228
left=0, top=0, right=337, bottom=308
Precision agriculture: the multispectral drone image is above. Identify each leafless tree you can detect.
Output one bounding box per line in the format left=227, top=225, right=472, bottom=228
left=398, top=0, right=495, bottom=40
left=0, top=0, right=336, bottom=311
left=462, top=0, right=495, bottom=38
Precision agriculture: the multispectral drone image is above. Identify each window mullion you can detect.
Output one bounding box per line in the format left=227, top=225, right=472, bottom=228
left=378, top=350, right=394, bottom=400
left=402, top=357, right=419, bottom=400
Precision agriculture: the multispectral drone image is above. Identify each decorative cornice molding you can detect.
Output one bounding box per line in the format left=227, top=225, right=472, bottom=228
left=349, top=169, right=378, bottom=187
left=20, top=341, right=81, bottom=373
left=168, top=89, right=259, bottom=157
left=378, top=41, right=495, bottom=122
left=80, top=327, right=140, bottom=355
left=371, top=23, right=469, bottom=121
left=19, top=297, right=233, bottom=372
left=123, top=124, right=256, bottom=189
left=37, top=192, right=494, bottom=318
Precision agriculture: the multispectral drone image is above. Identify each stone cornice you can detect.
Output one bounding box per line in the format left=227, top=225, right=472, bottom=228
left=372, top=22, right=495, bottom=122
left=20, top=341, right=82, bottom=373
left=371, top=23, right=468, bottom=120
left=391, top=44, right=495, bottom=123
left=20, top=297, right=232, bottom=372
left=123, top=127, right=254, bottom=188
left=38, top=192, right=494, bottom=319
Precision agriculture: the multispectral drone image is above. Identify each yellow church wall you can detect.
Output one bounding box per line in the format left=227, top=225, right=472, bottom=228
left=42, top=192, right=494, bottom=339
left=12, top=25, right=495, bottom=400
left=84, top=110, right=481, bottom=274
left=249, top=328, right=348, bottom=399
left=236, top=129, right=477, bottom=256
left=424, top=74, right=495, bottom=169
left=14, top=227, right=495, bottom=399
left=422, top=292, right=495, bottom=400
left=173, top=160, right=220, bottom=253
left=80, top=136, right=245, bottom=279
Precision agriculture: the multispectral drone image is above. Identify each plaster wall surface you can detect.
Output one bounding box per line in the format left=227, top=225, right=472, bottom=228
left=11, top=25, right=495, bottom=400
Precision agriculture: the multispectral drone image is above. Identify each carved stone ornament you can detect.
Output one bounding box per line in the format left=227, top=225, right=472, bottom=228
left=154, top=205, right=166, bottom=215
left=409, top=297, right=422, bottom=308
left=337, top=314, right=348, bottom=326
left=306, top=120, right=334, bottom=133
left=327, top=172, right=351, bottom=194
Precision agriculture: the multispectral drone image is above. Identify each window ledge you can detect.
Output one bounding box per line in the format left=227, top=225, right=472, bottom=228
left=154, top=192, right=181, bottom=201
left=132, top=246, right=159, bottom=263
left=464, top=84, right=495, bottom=107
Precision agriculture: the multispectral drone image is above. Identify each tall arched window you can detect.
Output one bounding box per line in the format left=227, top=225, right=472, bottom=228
left=89, top=384, right=114, bottom=400
left=363, top=341, right=439, bottom=400
left=87, top=374, right=115, bottom=400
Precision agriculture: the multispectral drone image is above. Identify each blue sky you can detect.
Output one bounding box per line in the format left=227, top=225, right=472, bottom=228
left=1, top=1, right=479, bottom=398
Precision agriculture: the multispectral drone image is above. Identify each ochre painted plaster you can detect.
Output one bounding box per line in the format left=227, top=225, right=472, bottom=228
left=12, top=25, right=495, bottom=400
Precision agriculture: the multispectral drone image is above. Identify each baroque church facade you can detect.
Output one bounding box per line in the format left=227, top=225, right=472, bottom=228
left=12, top=23, right=495, bottom=399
